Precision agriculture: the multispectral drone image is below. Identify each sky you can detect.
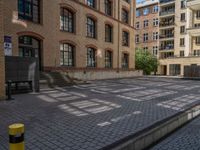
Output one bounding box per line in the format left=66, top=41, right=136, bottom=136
left=137, top=0, right=143, bottom=2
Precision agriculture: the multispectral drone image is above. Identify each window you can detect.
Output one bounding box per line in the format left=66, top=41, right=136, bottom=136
left=122, top=31, right=129, bottom=46
left=124, top=0, right=130, bottom=3
left=143, top=33, right=148, bottom=42
left=194, top=50, right=200, bottom=56
left=87, top=47, right=96, bottom=67
left=180, top=38, right=185, bottom=46
left=18, top=0, right=40, bottom=23
left=143, top=47, right=148, bottom=51
left=143, top=8, right=150, bottom=15
left=197, top=10, right=200, bottom=19
left=180, top=26, right=185, bottom=34
left=135, top=35, right=139, bottom=43
left=181, top=0, right=186, bottom=9
left=87, top=0, right=96, bottom=8
left=153, top=5, right=159, bottom=13
left=144, top=20, right=148, bottom=28
left=122, top=9, right=129, bottom=24
left=180, top=51, right=184, bottom=57
left=153, top=46, right=158, bottom=56
left=136, top=22, right=140, bottom=29
left=153, top=18, right=159, bottom=26
left=122, top=53, right=129, bottom=69
left=19, top=36, right=40, bottom=58
left=60, top=8, right=74, bottom=33
left=180, top=13, right=186, bottom=21
left=196, top=37, right=200, bottom=44
left=105, top=51, right=112, bottom=68
left=105, top=0, right=112, bottom=16
left=60, top=43, right=75, bottom=66
left=153, top=32, right=158, bottom=40
left=86, top=17, right=96, bottom=38
left=136, top=10, right=140, bottom=17
left=105, top=24, right=113, bottom=42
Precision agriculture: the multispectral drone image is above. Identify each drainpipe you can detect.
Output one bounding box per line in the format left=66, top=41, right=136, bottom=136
left=117, top=0, right=120, bottom=73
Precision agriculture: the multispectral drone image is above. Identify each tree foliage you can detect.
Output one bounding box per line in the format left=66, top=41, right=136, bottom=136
left=135, top=49, right=159, bottom=75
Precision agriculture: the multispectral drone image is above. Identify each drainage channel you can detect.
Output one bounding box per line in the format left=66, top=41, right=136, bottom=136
left=101, top=104, right=200, bottom=150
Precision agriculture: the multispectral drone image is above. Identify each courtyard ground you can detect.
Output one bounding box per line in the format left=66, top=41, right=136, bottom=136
left=0, top=77, right=200, bottom=150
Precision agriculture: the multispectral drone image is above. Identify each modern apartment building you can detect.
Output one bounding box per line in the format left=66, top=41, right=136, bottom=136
left=158, top=0, right=200, bottom=76
left=0, top=0, right=138, bottom=99
left=135, top=0, right=159, bottom=56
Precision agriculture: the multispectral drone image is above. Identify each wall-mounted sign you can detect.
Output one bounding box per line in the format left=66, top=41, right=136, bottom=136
left=4, top=36, right=12, bottom=56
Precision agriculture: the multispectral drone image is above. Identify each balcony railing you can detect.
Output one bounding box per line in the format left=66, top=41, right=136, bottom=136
left=160, top=0, right=175, bottom=4
left=160, top=34, right=174, bottom=39
left=160, top=22, right=175, bottom=27
left=160, top=10, right=175, bottom=16
left=159, top=45, right=174, bottom=50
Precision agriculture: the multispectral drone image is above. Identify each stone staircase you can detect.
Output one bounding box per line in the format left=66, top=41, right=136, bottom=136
left=40, top=72, right=86, bottom=89
left=40, top=72, right=73, bottom=88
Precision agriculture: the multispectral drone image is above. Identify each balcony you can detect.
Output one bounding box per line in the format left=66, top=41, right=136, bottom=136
left=159, top=34, right=174, bottom=40
left=187, top=0, right=200, bottom=10
left=160, top=0, right=175, bottom=6
left=160, top=22, right=175, bottom=28
left=160, top=10, right=175, bottom=17
left=159, top=45, right=174, bottom=51
left=187, top=26, right=200, bottom=36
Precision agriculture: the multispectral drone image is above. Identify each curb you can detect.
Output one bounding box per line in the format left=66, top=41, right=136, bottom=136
left=101, top=104, right=200, bottom=150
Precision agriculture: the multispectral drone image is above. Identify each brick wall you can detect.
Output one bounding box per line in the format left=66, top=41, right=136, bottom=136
left=0, top=0, right=5, bottom=100
left=3, top=0, right=136, bottom=71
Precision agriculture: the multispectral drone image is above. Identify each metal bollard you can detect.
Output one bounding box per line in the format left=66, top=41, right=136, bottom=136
left=7, top=80, right=14, bottom=100
left=9, top=123, right=25, bottom=150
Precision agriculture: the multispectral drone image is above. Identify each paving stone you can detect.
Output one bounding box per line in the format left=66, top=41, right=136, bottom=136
left=0, top=77, right=200, bottom=150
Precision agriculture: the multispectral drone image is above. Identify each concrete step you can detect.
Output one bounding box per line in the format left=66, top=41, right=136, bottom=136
left=40, top=72, right=72, bottom=88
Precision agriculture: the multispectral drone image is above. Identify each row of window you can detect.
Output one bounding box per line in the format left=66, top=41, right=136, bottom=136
left=135, top=32, right=159, bottom=43
left=136, top=18, right=159, bottom=29
left=18, top=0, right=131, bottom=25
left=18, top=0, right=130, bottom=47
left=60, top=8, right=130, bottom=46
left=136, top=5, right=159, bottom=17
left=178, top=37, right=200, bottom=47
left=60, top=43, right=129, bottom=69
left=136, top=46, right=158, bottom=56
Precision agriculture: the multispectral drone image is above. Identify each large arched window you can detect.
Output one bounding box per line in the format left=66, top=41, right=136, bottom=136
left=105, top=0, right=112, bottom=16
left=60, top=43, right=75, bottom=66
left=87, top=0, right=96, bottom=8
left=122, top=8, right=129, bottom=24
left=87, top=47, right=96, bottom=67
left=86, top=17, right=96, bottom=38
left=105, top=50, right=112, bottom=68
left=60, top=8, right=74, bottom=33
left=122, top=53, right=129, bottom=69
left=19, top=36, right=40, bottom=58
left=105, top=24, right=113, bottom=42
left=19, top=35, right=42, bottom=69
left=18, top=0, right=40, bottom=23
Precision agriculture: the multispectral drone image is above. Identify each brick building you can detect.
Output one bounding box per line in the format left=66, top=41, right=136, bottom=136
left=0, top=0, right=5, bottom=99
left=0, top=0, right=139, bottom=99
left=135, top=0, right=159, bottom=56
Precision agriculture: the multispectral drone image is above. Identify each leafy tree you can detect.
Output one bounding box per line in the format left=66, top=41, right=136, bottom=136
left=135, top=49, right=159, bottom=75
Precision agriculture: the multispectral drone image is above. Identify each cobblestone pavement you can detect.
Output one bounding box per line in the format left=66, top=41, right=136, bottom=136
left=151, top=116, right=200, bottom=150
left=0, top=77, right=200, bottom=150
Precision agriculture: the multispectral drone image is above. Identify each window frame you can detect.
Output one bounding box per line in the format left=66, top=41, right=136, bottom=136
left=60, top=8, right=74, bottom=33
left=18, top=0, right=40, bottom=23
left=60, top=43, right=75, bottom=67
left=87, top=47, right=96, bottom=67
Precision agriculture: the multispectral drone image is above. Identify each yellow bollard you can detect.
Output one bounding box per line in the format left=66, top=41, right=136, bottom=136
left=9, top=123, right=25, bottom=150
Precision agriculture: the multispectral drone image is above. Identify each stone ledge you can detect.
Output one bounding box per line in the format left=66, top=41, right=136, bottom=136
left=102, top=104, right=200, bottom=150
